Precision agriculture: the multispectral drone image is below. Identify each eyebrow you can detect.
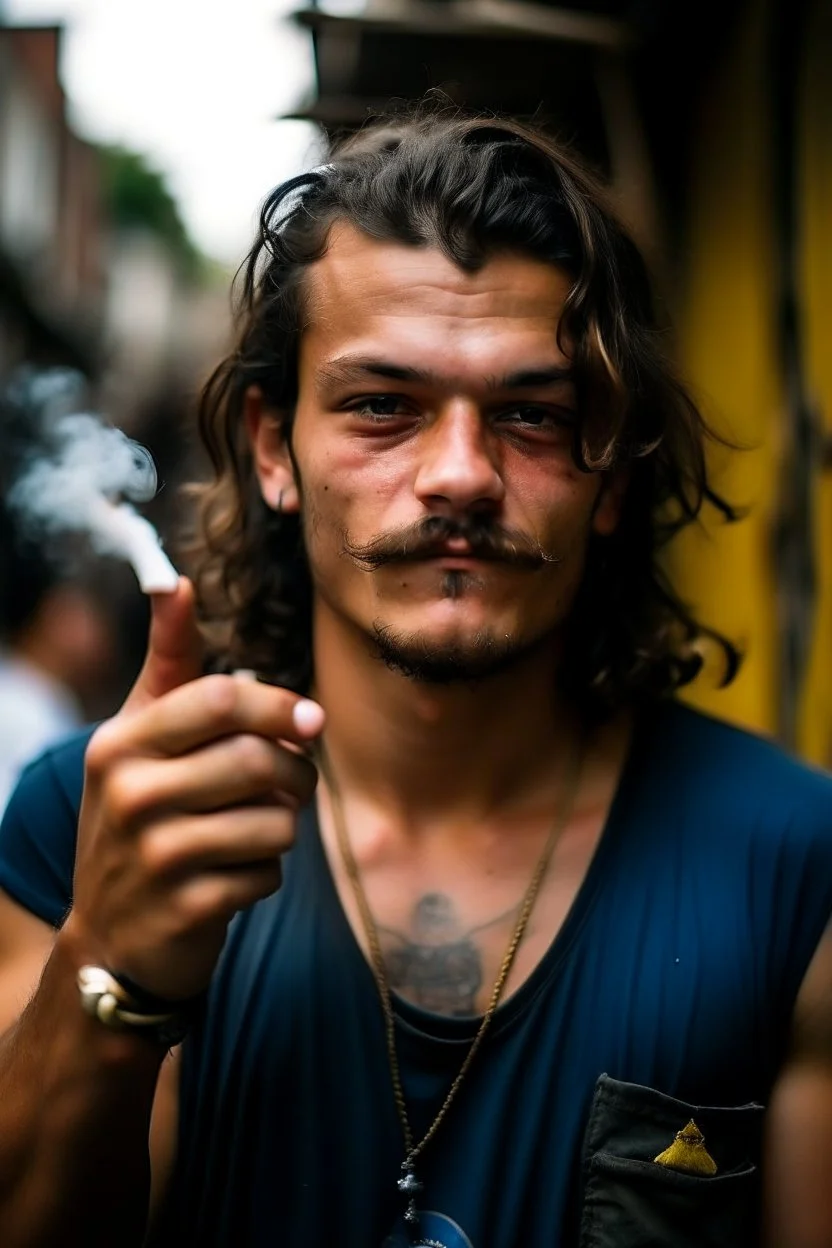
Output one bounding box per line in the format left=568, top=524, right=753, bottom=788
left=315, top=356, right=575, bottom=394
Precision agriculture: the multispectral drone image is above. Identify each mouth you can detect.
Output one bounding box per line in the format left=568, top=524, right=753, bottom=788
left=411, top=555, right=499, bottom=575
left=436, top=537, right=475, bottom=555
left=410, top=539, right=500, bottom=566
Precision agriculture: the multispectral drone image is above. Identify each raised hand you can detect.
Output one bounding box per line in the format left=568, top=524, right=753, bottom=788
left=66, top=577, right=324, bottom=1001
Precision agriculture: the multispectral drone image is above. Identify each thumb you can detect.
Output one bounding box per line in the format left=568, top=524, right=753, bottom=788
left=123, top=576, right=204, bottom=713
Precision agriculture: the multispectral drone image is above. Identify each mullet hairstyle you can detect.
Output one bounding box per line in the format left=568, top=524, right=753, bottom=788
left=183, top=104, right=740, bottom=715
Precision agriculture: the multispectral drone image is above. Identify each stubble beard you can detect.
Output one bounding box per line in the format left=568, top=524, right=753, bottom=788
left=369, top=571, right=558, bottom=685
left=369, top=619, right=557, bottom=685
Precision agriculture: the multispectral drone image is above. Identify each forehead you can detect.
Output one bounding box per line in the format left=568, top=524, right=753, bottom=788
left=299, top=223, right=574, bottom=380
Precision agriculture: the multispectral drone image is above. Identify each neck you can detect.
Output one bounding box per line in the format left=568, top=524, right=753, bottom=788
left=311, top=607, right=580, bottom=824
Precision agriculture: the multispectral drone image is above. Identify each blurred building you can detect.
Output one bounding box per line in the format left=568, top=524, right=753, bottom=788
left=288, top=0, right=832, bottom=765
left=0, top=17, right=232, bottom=425
left=0, top=18, right=234, bottom=717
left=93, top=143, right=233, bottom=438
left=0, top=23, right=103, bottom=377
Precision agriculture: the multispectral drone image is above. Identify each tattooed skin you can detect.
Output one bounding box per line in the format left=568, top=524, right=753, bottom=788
left=378, top=892, right=517, bottom=1017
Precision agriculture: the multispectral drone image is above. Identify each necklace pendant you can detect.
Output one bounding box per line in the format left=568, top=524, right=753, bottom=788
left=398, top=1159, right=423, bottom=1225
left=397, top=1161, right=423, bottom=1197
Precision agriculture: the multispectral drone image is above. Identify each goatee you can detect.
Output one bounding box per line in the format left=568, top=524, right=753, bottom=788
left=370, top=621, right=551, bottom=685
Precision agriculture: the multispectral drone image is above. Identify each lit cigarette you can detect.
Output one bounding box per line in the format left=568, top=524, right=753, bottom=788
left=87, top=496, right=179, bottom=594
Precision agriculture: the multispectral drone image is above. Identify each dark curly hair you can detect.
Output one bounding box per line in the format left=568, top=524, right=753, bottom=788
left=182, top=103, right=739, bottom=715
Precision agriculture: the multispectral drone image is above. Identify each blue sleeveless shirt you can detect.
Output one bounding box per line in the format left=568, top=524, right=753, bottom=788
left=1, top=700, right=830, bottom=1248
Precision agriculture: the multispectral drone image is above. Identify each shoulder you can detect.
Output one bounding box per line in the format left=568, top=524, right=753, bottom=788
left=0, top=724, right=97, bottom=927
left=7, top=723, right=96, bottom=814
left=651, top=699, right=832, bottom=830
left=645, top=701, right=832, bottom=989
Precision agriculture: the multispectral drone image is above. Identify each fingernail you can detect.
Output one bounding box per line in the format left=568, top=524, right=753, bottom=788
left=293, top=699, right=325, bottom=735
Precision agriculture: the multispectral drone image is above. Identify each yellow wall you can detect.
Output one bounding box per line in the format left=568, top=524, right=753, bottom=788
left=669, top=3, right=783, bottom=737
left=795, top=0, right=832, bottom=765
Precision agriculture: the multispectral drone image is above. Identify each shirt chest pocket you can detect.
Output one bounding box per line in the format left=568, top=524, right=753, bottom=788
left=579, top=1073, right=764, bottom=1248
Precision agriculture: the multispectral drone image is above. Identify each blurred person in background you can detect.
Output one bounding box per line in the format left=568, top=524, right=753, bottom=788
left=0, top=107, right=829, bottom=1248
left=0, top=374, right=120, bottom=813
left=0, top=514, right=113, bottom=813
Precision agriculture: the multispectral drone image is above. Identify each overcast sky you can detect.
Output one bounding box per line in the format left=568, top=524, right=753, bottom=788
left=6, top=0, right=329, bottom=266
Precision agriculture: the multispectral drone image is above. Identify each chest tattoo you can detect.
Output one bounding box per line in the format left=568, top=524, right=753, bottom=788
left=377, top=892, right=516, bottom=1017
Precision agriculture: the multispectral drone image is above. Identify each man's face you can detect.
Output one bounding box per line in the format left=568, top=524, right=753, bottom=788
left=251, top=223, right=622, bottom=682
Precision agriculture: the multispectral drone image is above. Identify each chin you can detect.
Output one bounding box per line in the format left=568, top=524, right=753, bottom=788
left=369, top=619, right=550, bottom=685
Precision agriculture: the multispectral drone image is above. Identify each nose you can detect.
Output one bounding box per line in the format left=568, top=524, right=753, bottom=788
left=414, top=402, right=505, bottom=514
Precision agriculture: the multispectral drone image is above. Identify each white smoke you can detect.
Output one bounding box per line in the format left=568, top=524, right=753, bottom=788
left=8, top=409, right=179, bottom=595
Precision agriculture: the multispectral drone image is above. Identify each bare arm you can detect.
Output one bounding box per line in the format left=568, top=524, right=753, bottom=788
left=0, top=889, right=181, bottom=1245
left=763, top=924, right=832, bottom=1248
left=0, top=910, right=167, bottom=1247
left=0, top=888, right=54, bottom=1036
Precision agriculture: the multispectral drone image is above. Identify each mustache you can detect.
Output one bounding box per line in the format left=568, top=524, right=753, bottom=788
left=342, top=515, right=562, bottom=570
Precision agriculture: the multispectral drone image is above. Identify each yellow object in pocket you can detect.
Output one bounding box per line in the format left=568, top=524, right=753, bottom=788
left=654, top=1119, right=718, bottom=1175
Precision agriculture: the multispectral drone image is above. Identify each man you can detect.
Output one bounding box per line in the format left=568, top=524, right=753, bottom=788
left=0, top=110, right=829, bottom=1248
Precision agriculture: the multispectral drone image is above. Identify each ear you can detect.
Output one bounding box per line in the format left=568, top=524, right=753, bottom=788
left=244, top=385, right=300, bottom=513
left=591, top=468, right=629, bottom=537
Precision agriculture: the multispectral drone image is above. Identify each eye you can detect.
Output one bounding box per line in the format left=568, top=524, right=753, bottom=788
left=351, top=395, right=409, bottom=421
left=497, top=405, right=576, bottom=430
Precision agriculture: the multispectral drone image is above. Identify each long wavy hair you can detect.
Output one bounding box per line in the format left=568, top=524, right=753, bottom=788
left=182, top=104, right=739, bottom=714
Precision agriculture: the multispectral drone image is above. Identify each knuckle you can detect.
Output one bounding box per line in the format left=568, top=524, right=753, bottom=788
left=200, top=673, right=240, bottom=726
left=259, top=683, right=298, bottom=733
left=140, top=825, right=181, bottom=877
left=179, top=877, right=226, bottom=927
left=84, top=720, right=123, bottom=777
left=103, top=764, right=153, bottom=824
left=266, top=807, right=298, bottom=850
left=272, top=685, right=298, bottom=720
left=233, top=734, right=277, bottom=786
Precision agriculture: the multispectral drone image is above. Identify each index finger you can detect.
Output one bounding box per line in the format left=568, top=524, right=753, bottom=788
left=122, top=577, right=204, bottom=713
left=102, top=673, right=325, bottom=759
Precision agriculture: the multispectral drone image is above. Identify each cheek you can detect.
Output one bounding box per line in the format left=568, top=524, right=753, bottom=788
left=301, top=481, right=345, bottom=556
left=299, top=468, right=395, bottom=571
left=510, top=458, right=601, bottom=546
left=297, top=433, right=414, bottom=542
left=334, top=435, right=415, bottom=498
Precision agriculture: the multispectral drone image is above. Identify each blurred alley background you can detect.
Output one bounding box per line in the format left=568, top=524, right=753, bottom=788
left=0, top=0, right=830, bottom=809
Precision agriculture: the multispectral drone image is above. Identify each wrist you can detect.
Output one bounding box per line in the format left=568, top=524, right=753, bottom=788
left=57, top=914, right=205, bottom=1051
left=77, top=965, right=203, bottom=1049
left=39, top=928, right=169, bottom=1075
